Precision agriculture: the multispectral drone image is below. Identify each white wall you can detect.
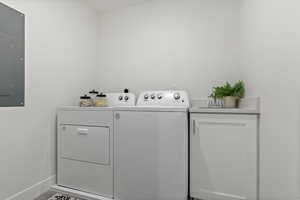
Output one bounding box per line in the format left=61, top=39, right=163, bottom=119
left=97, top=0, right=243, bottom=97
left=241, top=0, right=300, bottom=199
left=0, top=0, right=99, bottom=199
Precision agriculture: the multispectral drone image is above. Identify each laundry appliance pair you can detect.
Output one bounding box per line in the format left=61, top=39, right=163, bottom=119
left=56, top=90, right=190, bottom=200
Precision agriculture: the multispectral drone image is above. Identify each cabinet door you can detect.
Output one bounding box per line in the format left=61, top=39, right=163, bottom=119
left=190, top=114, right=258, bottom=200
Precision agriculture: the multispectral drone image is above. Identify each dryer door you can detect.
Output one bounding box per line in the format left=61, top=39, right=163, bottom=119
left=114, top=111, right=188, bottom=200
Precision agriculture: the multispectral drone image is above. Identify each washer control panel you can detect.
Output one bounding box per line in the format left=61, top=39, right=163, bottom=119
left=107, top=93, right=136, bottom=107
left=137, top=90, right=190, bottom=107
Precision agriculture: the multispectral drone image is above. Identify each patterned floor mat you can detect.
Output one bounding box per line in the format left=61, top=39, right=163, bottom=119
left=48, top=193, right=84, bottom=200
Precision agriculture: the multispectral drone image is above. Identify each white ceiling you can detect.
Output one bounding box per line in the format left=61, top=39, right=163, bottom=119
left=88, top=0, right=150, bottom=12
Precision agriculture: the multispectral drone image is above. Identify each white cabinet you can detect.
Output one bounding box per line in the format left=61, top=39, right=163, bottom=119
left=190, top=113, right=259, bottom=200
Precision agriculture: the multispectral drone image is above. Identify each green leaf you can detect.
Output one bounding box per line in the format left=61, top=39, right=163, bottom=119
left=210, top=80, right=245, bottom=98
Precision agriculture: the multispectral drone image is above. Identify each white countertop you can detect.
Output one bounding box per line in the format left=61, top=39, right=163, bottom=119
left=189, top=107, right=260, bottom=114
left=58, top=97, right=260, bottom=114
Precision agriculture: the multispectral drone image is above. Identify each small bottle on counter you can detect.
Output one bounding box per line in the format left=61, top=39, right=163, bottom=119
left=94, top=93, right=108, bottom=107
left=79, top=95, right=93, bottom=107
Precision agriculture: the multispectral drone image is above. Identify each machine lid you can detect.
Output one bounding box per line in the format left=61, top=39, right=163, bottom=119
left=116, top=106, right=188, bottom=112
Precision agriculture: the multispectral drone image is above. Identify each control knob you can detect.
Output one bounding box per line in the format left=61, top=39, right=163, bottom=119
left=157, top=94, right=163, bottom=100
left=173, top=92, right=181, bottom=100
left=124, top=96, right=129, bottom=101
left=119, top=96, right=123, bottom=101
left=144, top=94, right=149, bottom=100
left=151, top=94, right=156, bottom=100
left=124, top=88, right=129, bottom=93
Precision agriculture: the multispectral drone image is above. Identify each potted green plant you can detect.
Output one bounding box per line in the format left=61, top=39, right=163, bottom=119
left=210, top=81, right=245, bottom=108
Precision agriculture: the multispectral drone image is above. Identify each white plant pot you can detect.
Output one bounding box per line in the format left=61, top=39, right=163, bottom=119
left=223, top=96, right=239, bottom=108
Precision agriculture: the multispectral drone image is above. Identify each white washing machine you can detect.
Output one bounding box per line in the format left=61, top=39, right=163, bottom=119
left=114, top=90, right=190, bottom=200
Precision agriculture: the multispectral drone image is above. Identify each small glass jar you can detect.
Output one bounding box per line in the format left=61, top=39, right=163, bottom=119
left=79, top=95, right=93, bottom=107
left=94, top=93, right=108, bottom=107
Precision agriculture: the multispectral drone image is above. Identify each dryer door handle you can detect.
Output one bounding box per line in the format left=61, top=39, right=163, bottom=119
left=77, top=128, right=88, bottom=135
left=115, top=113, right=120, bottom=120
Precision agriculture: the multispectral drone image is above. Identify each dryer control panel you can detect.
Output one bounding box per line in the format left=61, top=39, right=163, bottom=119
left=137, top=90, right=190, bottom=107
left=107, top=93, right=136, bottom=107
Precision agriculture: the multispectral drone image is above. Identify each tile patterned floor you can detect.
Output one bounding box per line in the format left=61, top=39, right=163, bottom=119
left=34, top=191, right=194, bottom=200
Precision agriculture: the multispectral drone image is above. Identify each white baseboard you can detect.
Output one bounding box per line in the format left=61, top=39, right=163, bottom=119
left=5, top=175, right=56, bottom=200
